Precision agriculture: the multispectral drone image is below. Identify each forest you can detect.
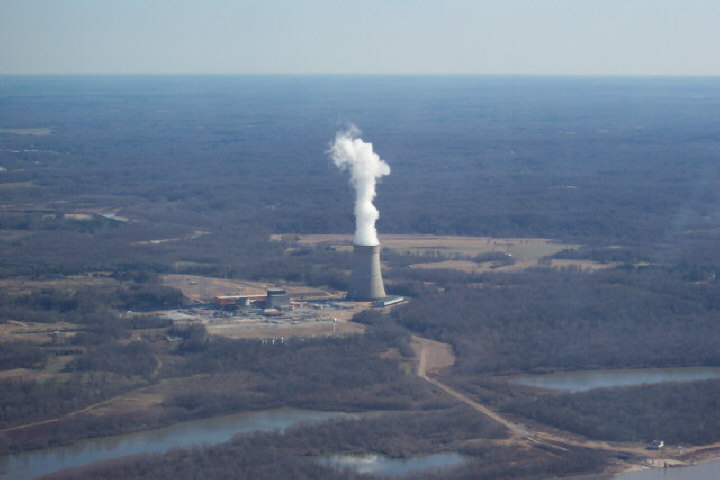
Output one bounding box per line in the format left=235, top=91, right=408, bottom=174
left=391, top=270, right=720, bottom=374
left=0, top=76, right=719, bottom=478
left=0, top=76, right=719, bottom=278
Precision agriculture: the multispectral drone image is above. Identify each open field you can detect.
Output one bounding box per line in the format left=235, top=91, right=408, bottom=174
left=206, top=317, right=365, bottom=339
left=411, top=258, right=622, bottom=274
left=0, top=320, right=81, bottom=344
left=546, top=259, right=622, bottom=271
left=277, top=233, right=578, bottom=262
left=276, top=233, right=587, bottom=273
left=160, top=274, right=342, bottom=304
left=0, top=273, right=117, bottom=296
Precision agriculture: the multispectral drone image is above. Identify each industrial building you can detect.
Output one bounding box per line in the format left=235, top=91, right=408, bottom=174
left=213, top=288, right=290, bottom=312
left=210, top=239, right=391, bottom=309
left=265, top=288, right=291, bottom=310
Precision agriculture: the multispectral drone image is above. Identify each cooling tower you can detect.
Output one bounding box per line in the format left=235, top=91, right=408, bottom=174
left=348, top=244, right=386, bottom=301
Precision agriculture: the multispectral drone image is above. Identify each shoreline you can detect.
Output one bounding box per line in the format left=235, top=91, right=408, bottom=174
left=612, top=446, right=720, bottom=478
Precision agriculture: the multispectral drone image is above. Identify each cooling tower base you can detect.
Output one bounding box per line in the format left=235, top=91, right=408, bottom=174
left=348, top=244, right=386, bottom=301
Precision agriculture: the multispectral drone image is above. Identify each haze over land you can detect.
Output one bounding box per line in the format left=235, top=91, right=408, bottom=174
left=1, top=0, right=719, bottom=75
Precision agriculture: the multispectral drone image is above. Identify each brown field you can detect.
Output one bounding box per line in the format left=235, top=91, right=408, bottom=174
left=0, top=368, right=59, bottom=382
left=80, top=391, right=166, bottom=418
left=63, top=213, right=94, bottom=221
left=276, top=233, right=578, bottom=262
left=411, top=258, right=622, bottom=274
left=277, top=233, right=583, bottom=273
left=0, top=320, right=82, bottom=343
left=160, top=274, right=341, bottom=303
left=207, top=318, right=365, bottom=340
left=0, top=273, right=117, bottom=296
left=546, top=259, right=622, bottom=271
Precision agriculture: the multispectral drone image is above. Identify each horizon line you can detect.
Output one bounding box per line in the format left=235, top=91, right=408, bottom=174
left=2, top=73, right=720, bottom=79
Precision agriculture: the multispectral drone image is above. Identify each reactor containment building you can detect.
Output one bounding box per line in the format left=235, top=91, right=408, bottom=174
left=348, top=244, right=386, bottom=301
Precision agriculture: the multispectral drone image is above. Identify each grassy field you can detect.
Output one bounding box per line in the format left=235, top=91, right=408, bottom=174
left=206, top=316, right=365, bottom=340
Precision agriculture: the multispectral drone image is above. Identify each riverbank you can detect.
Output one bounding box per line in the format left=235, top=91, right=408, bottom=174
left=605, top=445, right=720, bottom=479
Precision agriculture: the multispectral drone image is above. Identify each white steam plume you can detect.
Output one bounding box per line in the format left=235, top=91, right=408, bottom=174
left=329, top=126, right=391, bottom=246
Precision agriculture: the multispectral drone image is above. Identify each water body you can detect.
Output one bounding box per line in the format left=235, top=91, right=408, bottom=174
left=0, top=409, right=361, bottom=480
left=615, top=461, right=720, bottom=480
left=319, top=452, right=467, bottom=476
left=509, top=367, right=720, bottom=393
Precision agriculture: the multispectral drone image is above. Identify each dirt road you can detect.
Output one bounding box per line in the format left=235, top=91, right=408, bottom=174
left=410, top=335, right=720, bottom=463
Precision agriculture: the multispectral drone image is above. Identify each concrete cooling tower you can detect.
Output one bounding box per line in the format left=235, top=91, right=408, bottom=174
left=348, top=244, right=386, bottom=301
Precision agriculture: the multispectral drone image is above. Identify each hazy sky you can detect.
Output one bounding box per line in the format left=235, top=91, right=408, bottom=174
left=1, top=0, right=719, bottom=75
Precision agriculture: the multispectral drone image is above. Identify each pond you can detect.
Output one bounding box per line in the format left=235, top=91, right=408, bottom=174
left=509, top=367, right=720, bottom=393
left=318, top=452, right=468, bottom=476
left=615, top=461, right=720, bottom=480
left=0, top=409, right=363, bottom=480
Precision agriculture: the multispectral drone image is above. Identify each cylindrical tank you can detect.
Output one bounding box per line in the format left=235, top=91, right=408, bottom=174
left=348, top=244, right=386, bottom=300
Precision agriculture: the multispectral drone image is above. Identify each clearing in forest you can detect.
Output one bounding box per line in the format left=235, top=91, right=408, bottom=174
left=274, top=233, right=576, bottom=260
left=275, top=233, right=618, bottom=273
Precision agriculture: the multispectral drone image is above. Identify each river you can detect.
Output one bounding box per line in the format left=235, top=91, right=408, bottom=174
left=615, top=461, right=720, bottom=480
left=318, top=452, right=467, bottom=476
left=0, top=409, right=362, bottom=480
left=509, top=367, right=720, bottom=392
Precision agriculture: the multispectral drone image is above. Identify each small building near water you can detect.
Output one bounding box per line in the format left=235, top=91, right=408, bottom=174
left=647, top=440, right=664, bottom=450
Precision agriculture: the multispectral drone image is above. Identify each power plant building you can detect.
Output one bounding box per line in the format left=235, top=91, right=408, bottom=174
left=265, top=288, right=291, bottom=310
left=213, top=288, right=290, bottom=311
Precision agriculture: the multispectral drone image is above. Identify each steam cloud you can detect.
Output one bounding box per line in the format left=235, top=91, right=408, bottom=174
left=329, top=126, right=391, bottom=246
